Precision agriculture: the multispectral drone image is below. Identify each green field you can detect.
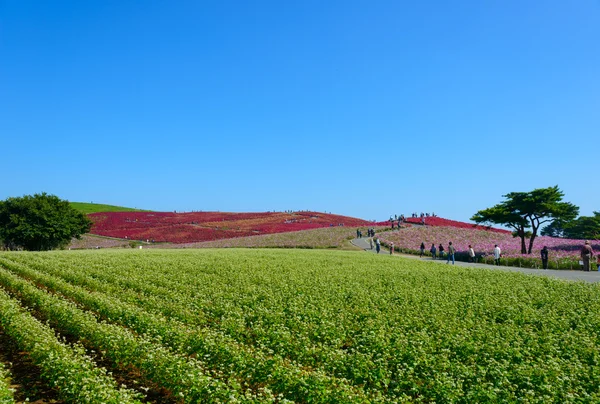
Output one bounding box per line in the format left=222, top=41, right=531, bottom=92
left=69, top=201, right=149, bottom=214
left=0, top=249, right=599, bottom=402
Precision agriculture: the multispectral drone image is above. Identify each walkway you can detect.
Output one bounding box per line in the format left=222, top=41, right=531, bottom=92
left=351, top=237, right=600, bottom=283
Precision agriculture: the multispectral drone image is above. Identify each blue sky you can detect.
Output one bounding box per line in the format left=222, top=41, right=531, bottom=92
left=1, top=1, right=598, bottom=222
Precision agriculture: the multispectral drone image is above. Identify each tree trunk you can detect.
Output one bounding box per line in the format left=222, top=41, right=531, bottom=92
left=527, top=234, right=536, bottom=254
left=527, top=218, right=540, bottom=254
left=516, top=226, right=527, bottom=254
left=527, top=229, right=538, bottom=254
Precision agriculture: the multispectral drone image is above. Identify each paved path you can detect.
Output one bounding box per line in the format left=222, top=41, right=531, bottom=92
left=351, top=237, right=600, bottom=283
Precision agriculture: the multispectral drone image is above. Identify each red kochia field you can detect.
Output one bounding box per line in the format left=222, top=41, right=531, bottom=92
left=89, top=211, right=382, bottom=243
left=404, top=216, right=511, bottom=234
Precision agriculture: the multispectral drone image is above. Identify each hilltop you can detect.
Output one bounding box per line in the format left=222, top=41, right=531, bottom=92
left=70, top=202, right=149, bottom=214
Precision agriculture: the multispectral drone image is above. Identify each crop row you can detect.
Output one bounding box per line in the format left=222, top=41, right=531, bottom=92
left=0, top=362, right=13, bottom=404
left=5, top=249, right=600, bottom=402
left=0, top=263, right=268, bottom=403
left=2, top=252, right=406, bottom=392
left=0, top=256, right=376, bottom=403
left=0, top=286, right=142, bottom=403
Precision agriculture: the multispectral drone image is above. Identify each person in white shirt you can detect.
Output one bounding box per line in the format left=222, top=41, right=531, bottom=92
left=493, top=245, right=501, bottom=265
left=468, top=245, right=476, bottom=263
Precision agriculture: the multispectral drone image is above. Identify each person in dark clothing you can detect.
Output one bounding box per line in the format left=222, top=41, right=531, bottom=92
left=540, top=246, right=549, bottom=270
left=581, top=241, right=594, bottom=271
left=447, top=242, right=456, bottom=265
left=430, top=243, right=437, bottom=260
left=438, top=244, right=444, bottom=259
left=420, top=242, right=425, bottom=257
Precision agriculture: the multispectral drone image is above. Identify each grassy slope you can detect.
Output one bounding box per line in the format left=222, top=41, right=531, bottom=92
left=70, top=202, right=149, bottom=214
left=160, top=226, right=389, bottom=250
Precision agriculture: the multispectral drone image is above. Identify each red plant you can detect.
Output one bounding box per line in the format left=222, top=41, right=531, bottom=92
left=88, top=211, right=380, bottom=243
left=403, top=216, right=510, bottom=234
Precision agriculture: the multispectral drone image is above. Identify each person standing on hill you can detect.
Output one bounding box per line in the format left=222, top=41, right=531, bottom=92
left=447, top=242, right=455, bottom=264
left=419, top=242, right=425, bottom=257
left=438, top=243, right=444, bottom=259
left=430, top=243, right=437, bottom=260
left=468, top=245, right=476, bottom=263
left=493, top=245, right=502, bottom=266
left=540, top=246, right=549, bottom=270
left=581, top=241, right=594, bottom=271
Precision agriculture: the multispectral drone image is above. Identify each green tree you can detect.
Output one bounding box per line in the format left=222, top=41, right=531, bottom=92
left=471, top=186, right=579, bottom=254
left=563, top=212, right=600, bottom=240
left=540, top=220, right=566, bottom=238
left=541, top=212, right=600, bottom=240
left=0, top=193, right=92, bottom=251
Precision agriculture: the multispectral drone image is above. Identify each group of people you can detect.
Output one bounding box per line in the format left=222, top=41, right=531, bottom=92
left=421, top=242, right=458, bottom=264
left=357, top=228, right=377, bottom=238
left=420, top=242, right=503, bottom=266
left=410, top=212, right=436, bottom=218
left=361, top=227, right=597, bottom=272
left=369, top=236, right=381, bottom=253
left=540, top=242, right=597, bottom=271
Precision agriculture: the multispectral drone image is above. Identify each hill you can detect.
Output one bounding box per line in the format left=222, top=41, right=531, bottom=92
left=88, top=211, right=385, bottom=243
left=403, top=216, right=511, bottom=233
left=70, top=202, right=149, bottom=214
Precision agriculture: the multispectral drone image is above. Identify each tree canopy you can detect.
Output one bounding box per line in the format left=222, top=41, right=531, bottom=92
left=0, top=193, right=92, bottom=251
left=471, top=186, right=579, bottom=254
left=542, top=212, right=600, bottom=240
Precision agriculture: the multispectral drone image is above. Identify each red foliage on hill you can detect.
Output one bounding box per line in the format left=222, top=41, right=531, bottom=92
left=89, top=211, right=382, bottom=243
left=403, top=216, right=511, bottom=234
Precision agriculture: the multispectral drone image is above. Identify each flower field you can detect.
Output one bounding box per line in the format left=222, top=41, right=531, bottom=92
left=89, top=211, right=383, bottom=243
left=378, top=226, right=600, bottom=269
left=404, top=216, right=511, bottom=234
left=153, top=226, right=387, bottom=250
left=1, top=249, right=600, bottom=402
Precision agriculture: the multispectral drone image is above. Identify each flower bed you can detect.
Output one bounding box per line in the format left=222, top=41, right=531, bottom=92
left=88, top=211, right=385, bottom=244
left=378, top=226, right=600, bottom=270
left=404, top=216, right=510, bottom=233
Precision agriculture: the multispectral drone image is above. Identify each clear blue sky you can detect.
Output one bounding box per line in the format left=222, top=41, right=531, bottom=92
left=1, top=1, right=598, bottom=222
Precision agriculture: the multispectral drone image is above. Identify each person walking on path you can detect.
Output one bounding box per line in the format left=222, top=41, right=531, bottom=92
left=493, top=245, right=502, bottom=266
left=430, top=243, right=437, bottom=260
left=390, top=242, right=394, bottom=255
left=581, top=241, right=594, bottom=271
left=369, top=238, right=373, bottom=250
left=375, top=238, right=381, bottom=254
left=468, top=245, right=476, bottom=263
left=420, top=242, right=425, bottom=257
left=447, top=242, right=455, bottom=265
left=541, top=246, right=549, bottom=270
left=438, top=244, right=444, bottom=260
